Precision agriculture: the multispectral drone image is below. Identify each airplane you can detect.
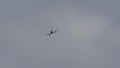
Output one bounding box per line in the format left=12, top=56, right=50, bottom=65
left=45, top=29, right=58, bottom=36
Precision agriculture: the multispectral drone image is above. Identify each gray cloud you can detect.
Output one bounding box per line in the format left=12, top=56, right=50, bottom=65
left=0, top=0, right=120, bottom=68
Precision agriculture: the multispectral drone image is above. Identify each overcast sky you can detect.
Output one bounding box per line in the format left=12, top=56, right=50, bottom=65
left=0, top=0, right=120, bottom=68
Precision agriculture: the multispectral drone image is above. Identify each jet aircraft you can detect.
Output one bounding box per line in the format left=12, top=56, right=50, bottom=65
left=45, top=29, right=58, bottom=36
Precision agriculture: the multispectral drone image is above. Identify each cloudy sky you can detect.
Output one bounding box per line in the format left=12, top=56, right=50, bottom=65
left=0, top=0, right=120, bottom=68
